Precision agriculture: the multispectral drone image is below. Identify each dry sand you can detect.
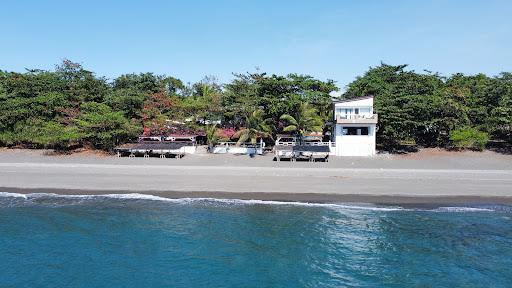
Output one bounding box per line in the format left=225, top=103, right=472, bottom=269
left=1, top=148, right=511, bottom=205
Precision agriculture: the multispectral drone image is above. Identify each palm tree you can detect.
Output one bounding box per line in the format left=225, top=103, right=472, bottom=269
left=205, top=124, right=219, bottom=152
left=280, top=102, right=323, bottom=142
left=233, top=110, right=273, bottom=145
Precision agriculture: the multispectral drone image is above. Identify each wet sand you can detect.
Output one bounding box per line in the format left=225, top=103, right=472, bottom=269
left=1, top=149, right=511, bottom=205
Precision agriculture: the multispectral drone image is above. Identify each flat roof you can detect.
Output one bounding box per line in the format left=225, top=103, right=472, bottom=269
left=332, top=95, right=373, bottom=104
left=166, top=134, right=198, bottom=138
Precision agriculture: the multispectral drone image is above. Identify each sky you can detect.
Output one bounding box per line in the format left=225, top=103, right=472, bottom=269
left=0, top=0, right=511, bottom=88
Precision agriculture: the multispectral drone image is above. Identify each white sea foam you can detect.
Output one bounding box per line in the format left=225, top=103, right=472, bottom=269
left=0, top=192, right=498, bottom=212
left=0, top=192, right=186, bottom=203
left=0, top=192, right=28, bottom=199
left=433, top=206, right=495, bottom=212
left=92, top=193, right=180, bottom=202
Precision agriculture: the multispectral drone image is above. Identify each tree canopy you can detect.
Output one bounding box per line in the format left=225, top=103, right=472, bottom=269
left=343, top=64, right=511, bottom=150
left=0, top=60, right=510, bottom=152
left=280, top=102, right=323, bottom=140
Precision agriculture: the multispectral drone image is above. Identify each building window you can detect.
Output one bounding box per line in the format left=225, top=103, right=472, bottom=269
left=342, top=127, right=369, bottom=135
left=359, top=107, right=371, bottom=115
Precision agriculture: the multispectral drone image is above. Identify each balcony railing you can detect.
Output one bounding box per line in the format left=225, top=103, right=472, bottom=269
left=336, top=114, right=378, bottom=124
left=275, top=141, right=335, bottom=147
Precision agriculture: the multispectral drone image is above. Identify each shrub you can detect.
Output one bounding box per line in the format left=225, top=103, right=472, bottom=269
left=449, top=127, right=489, bottom=151
left=205, top=125, right=219, bottom=146
left=215, top=128, right=236, bottom=141
left=76, top=102, right=141, bottom=150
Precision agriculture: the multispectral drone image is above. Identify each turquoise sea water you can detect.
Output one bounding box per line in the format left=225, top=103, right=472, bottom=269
left=0, top=193, right=511, bottom=288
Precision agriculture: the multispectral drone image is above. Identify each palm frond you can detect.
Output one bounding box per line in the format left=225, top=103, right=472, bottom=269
left=280, top=114, right=298, bottom=126
left=282, top=125, right=297, bottom=132
left=233, top=128, right=248, bottom=139
left=236, top=132, right=250, bottom=145
left=279, top=102, right=324, bottom=136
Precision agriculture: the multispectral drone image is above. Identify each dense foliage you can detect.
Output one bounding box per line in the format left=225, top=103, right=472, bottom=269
left=280, top=103, right=323, bottom=142
left=0, top=61, right=510, bottom=152
left=449, top=127, right=489, bottom=151
left=344, top=64, right=511, bottom=151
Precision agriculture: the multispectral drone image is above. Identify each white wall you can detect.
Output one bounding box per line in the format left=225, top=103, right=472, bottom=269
left=181, top=146, right=197, bottom=154
left=211, top=146, right=263, bottom=155
left=334, top=124, right=376, bottom=156
left=336, top=135, right=376, bottom=156
left=334, top=97, right=373, bottom=108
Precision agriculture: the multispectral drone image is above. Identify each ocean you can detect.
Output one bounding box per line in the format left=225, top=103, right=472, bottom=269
left=1, top=193, right=511, bottom=287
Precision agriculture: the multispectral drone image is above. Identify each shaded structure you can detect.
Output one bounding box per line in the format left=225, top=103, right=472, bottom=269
left=292, top=145, right=330, bottom=162
left=114, top=135, right=198, bottom=158
left=274, top=135, right=331, bottom=162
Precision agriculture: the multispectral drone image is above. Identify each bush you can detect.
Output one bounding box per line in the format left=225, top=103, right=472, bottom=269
left=215, top=127, right=237, bottom=141
left=17, top=120, right=81, bottom=149
left=76, top=102, right=141, bottom=150
left=449, top=127, right=489, bottom=151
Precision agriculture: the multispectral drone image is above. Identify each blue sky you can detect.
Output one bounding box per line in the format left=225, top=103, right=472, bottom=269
left=1, top=0, right=510, bottom=88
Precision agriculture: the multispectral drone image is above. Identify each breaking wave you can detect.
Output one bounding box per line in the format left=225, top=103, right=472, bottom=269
left=0, top=192, right=505, bottom=212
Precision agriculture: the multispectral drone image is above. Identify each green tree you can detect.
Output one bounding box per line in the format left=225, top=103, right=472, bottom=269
left=205, top=124, right=220, bottom=148
left=489, top=94, right=512, bottom=143
left=114, top=73, right=171, bottom=94
left=449, top=127, right=489, bottom=150
left=76, top=102, right=141, bottom=150
left=223, top=72, right=336, bottom=131
left=233, top=110, right=273, bottom=145
left=222, top=73, right=260, bottom=127
left=19, top=120, right=80, bottom=149
left=279, top=102, right=323, bottom=142
left=343, top=63, right=472, bottom=148
left=55, top=59, right=109, bottom=103
left=105, top=88, right=147, bottom=119
left=1, top=60, right=511, bottom=153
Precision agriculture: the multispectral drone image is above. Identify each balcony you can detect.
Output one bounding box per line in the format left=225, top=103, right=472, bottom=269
left=336, top=114, right=378, bottom=124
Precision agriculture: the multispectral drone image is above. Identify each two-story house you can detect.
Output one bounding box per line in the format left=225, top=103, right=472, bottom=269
left=333, top=95, right=378, bottom=156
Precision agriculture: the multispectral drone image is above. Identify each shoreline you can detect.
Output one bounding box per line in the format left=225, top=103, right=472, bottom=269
left=3, top=188, right=512, bottom=207
left=1, top=149, right=511, bottom=206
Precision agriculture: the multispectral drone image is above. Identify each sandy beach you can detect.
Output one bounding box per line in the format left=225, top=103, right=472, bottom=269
left=1, top=148, right=511, bottom=205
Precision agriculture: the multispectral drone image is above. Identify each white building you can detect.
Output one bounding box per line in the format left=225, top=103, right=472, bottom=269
left=333, top=95, right=378, bottom=156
